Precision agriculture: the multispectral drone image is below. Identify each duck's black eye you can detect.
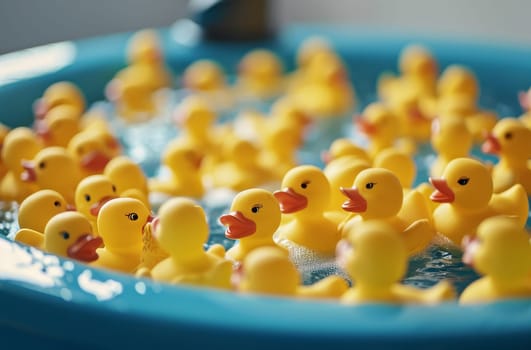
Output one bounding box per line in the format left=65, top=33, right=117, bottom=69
left=112, top=185, right=117, bottom=193
left=365, top=182, right=376, bottom=189
left=127, top=212, right=139, bottom=221
left=457, top=177, right=469, bottom=186
left=504, top=132, right=513, bottom=140
left=84, top=194, right=91, bottom=202
left=39, top=162, right=45, bottom=169
left=301, top=181, right=310, bottom=189
left=53, top=200, right=61, bottom=207
left=61, top=231, right=70, bottom=240
left=251, top=204, right=262, bottom=213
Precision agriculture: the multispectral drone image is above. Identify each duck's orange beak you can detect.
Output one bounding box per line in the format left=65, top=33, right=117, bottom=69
left=20, top=160, right=37, bottom=182
left=219, top=211, right=256, bottom=239
left=429, top=178, right=455, bottom=203
left=34, top=120, right=51, bottom=141
left=33, top=98, right=48, bottom=119
left=273, top=187, right=308, bottom=213
left=481, top=133, right=501, bottom=154
left=408, top=106, right=428, bottom=122
left=519, top=91, right=530, bottom=111
left=81, top=151, right=111, bottom=173
left=355, top=116, right=377, bottom=135
left=67, top=234, right=103, bottom=262
left=321, top=150, right=332, bottom=164
left=340, top=187, right=367, bottom=212
left=89, top=196, right=117, bottom=217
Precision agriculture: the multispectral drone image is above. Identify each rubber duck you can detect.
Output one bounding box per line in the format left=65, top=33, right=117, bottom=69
left=481, top=118, right=531, bottom=194
left=34, top=105, right=81, bottom=147
left=219, top=188, right=282, bottom=262
left=0, top=127, right=42, bottom=203
left=103, top=156, right=149, bottom=208
left=321, top=138, right=370, bottom=165
left=67, top=130, right=116, bottom=178
left=33, top=81, right=85, bottom=120
left=274, top=165, right=341, bottom=255
left=237, top=246, right=348, bottom=299
left=355, top=102, right=400, bottom=158
left=17, top=189, right=73, bottom=233
left=340, top=168, right=434, bottom=255
left=289, top=50, right=355, bottom=117
left=20, top=146, right=80, bottom=204
left=430, top=158, right=528, bottom=245
left=338, top=220, right=455, bottom=304
left=260, top=122, right=301, bottom=180
left=236, top=49, right=284, bottom=100
left=0, top=123, right=11, bottom=180
left=172, top=95, right=218, bottom=155
left=378, top=45, right=437, bottom=102
left=430, top=117, right=473, bottom=178
left=181, top=59, right=233, bottom=110
left=324, top=156, right=370, bottom=216
left=74, top=175, right=118, bottom=235
left=460, top=216, right=531, bottom=304
left=92, top=197, right=152, bottom=273
left=15, top=211, right=102, bottom=262
left=148, top=197, right=232, bottom=289
left=149, top=139, right=204, bottom=198
left=211, top=138, right=273, bottom=192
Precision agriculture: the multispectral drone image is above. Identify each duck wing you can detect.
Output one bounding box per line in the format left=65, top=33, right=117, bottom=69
left=397, top=189, right=432, bottom=225
left=14, top=228, right=44, bottom=248
left=489, top=184, right=528, bottom=227
left=402, top=219, right=436, bottom=255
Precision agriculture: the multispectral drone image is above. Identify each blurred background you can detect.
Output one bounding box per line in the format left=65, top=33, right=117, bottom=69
left=0, top=0, right=530, bottom=54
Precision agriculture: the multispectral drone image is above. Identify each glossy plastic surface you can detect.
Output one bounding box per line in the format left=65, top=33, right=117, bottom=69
left=1, top=25, right=531, bottom=349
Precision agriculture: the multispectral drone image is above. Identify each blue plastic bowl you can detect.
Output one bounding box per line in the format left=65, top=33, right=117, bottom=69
left=1, top=25, right=531, bottom=350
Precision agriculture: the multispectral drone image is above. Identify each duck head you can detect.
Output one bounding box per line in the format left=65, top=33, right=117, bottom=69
left=341, top=168, right=403, bottom=219
left=274, top=165, right=330, bottom=216
left=482, top=118, right=531, bottom=160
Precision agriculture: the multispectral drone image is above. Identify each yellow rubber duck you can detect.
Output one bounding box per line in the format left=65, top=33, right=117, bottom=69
left=20, top=146, right=80, bottom=204
left=321, top=138, right=370, bottom=164
left=260, top=122, right=301, bottom=180
left=430, top=158, right=529, bottom=245
left=430, top=117, right=473, bottom=178
left=172, top=95, right=218, bottom=155
left=273, top=165, right=341, bottom=255
left=219, top=188, right=282, bottom=262
left=33, top=81, right=85, bottom=119
left=67, top=130, right=116, bottom=178
left=460, top=216, right=531, bottom=304
left=92, top=197, right=152, bottom=273
left=181, top=59, right=233, bottom=110
left=437, top=65, right=479, bottom=102
left=34, top=105, right=80, bottom=148
left=236, top=49, right=284, bottom=100
left=338, top=220, right=455, bottom=304
left=0, top=123, right=9, bottom=179
left=481, top=118, right=531, bottom=194
left=15, top=211, right=102, bottom=262
left=340, top=168, right=435, bottom=255
left=211, top=138, right=273, bottom=192
left=148, top=197, right=232, bottom=289
left=378, top=45, right=437, bottom=102
left=289, top=50, right=355, bottom=117
left=355, top=102, right=400, bottom=158
left=237, top=246, right=348, bottom=299
left=149, top=139, right=204, bottom=198
left=74, top=175, right=118, bottom=235
left=17, top=189, right=73, bottom=233
left=103, top=156, right=149, bottom=208
left=0, top=127, right=42, bottom=203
